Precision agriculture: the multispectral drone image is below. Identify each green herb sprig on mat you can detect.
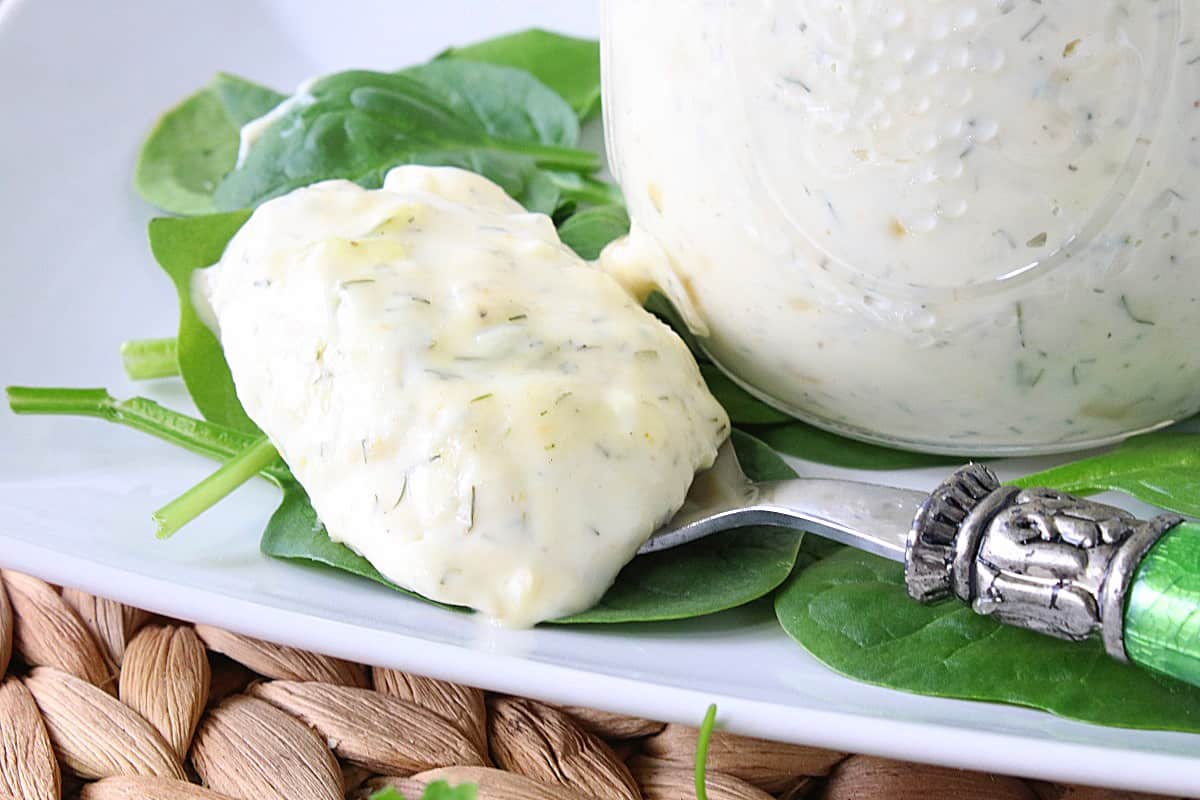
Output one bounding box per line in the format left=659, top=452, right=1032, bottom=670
left=694, top=704, right=718, bottom=800
left=369, top=782, right=476, bottom=800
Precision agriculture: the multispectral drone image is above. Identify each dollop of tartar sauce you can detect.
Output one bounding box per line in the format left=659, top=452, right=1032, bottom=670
left=199, top=166, right=728, bottom=627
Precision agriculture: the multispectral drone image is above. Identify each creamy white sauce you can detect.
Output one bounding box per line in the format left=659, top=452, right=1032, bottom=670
left=603, top=0, right=1200, bottom=453
left=201, top=166, right=727, bottom=626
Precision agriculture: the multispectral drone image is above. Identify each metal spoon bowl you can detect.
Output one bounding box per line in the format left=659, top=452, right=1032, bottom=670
left=637, top=438, right=928, bottom=562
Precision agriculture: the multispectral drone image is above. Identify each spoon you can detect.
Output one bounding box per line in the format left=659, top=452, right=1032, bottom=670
left=639, top=439, right=1200, bottom=690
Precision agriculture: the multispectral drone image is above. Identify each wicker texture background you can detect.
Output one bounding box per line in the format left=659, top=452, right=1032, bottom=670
left=0, top=569, right=1187, bottom=800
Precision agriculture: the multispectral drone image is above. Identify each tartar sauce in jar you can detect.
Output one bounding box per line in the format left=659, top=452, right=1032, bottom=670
left=602, top=0, right=1200, bottom=454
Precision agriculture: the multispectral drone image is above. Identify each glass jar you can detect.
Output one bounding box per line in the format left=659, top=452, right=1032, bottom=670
left=601, top=0, right=1200, bottom=455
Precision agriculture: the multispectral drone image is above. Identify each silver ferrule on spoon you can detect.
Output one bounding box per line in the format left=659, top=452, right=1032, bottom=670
left=906, top=464, right=1183, bottom=663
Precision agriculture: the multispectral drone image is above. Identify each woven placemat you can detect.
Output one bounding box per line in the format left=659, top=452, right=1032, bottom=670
left=0, top=568, right=1180, bottom=800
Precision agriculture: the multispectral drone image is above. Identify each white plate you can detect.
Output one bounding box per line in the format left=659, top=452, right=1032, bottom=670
left=1, top=0, right=1197, bottom=794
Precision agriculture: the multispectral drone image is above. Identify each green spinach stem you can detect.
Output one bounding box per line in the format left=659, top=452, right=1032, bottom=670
left=500, top=138, right=600, bottom=172
left=5, top=386, right=289, bottom=484
left=695, top=703, right=717, bottom=800
left=153, top=436, right=280, bottom=540
left=121, top=337, right=180, bottom=380
left=550, top=173, right=626, bottom=207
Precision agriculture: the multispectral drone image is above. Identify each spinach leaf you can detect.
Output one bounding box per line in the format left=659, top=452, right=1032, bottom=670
left=1012, top=432, right=1200, bottom=517
left=557, top=204, right=629, bottom=260
left=753, top=422, right=959, bottom=470
left=400, top=61, right=578, bottom=148
left=213, top=69, right=599, bottom=214
left=700, top=364, right=791, bottom=426
left=727, top=427, right=794, bottom=482
left=135, top=73, right=285, bottom=215
left=531, top=525, right=801, bottom=624
left=259, top=484, right=460, bottom=610
left=793, top=535, right=845, bottom=572
left=404, top=148, right=564, bottom=214
left=139, top=57, right=599, bottom=217
left=212, top=73, right=289, bottom=127
left=439, top=29, right=602, bottom=121
left=775, top=546, right=1200, bottom=733
left=148, top=211, right=258, bottom=432
left=643, top=292, right=704, bottom=357
left=546, top=173, right=624, bottom=209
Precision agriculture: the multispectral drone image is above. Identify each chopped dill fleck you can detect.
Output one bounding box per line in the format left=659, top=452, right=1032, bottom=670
left=1120, top=295, right=1155, bottom=326
left=467, top=485, right=476, bottom=531
left=1016, top=362, right=1045, bottom=388
left=339, top=278, right=376, bottom=288
left=782, top=75, right=812, bottom=93
left=508, top=313, right=528, bottom=322
left=391, top=475, right=408, bottom=508
left=1021, top=14, right=1047, bottom=41
left=429, top=453, right=442, bottom=462
left=470, top=393, right=494, bottom=403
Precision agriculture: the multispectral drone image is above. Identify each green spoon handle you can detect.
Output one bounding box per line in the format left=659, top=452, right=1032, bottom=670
left=1124, top=522, right=1200, bottom=688
left=907, top=465, right=1199, bottom=688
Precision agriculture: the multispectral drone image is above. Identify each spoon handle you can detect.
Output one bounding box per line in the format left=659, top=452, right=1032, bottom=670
left=1124, top=523, right=1200, bottom=688
left=906, top=464, right=1196, bottom=687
